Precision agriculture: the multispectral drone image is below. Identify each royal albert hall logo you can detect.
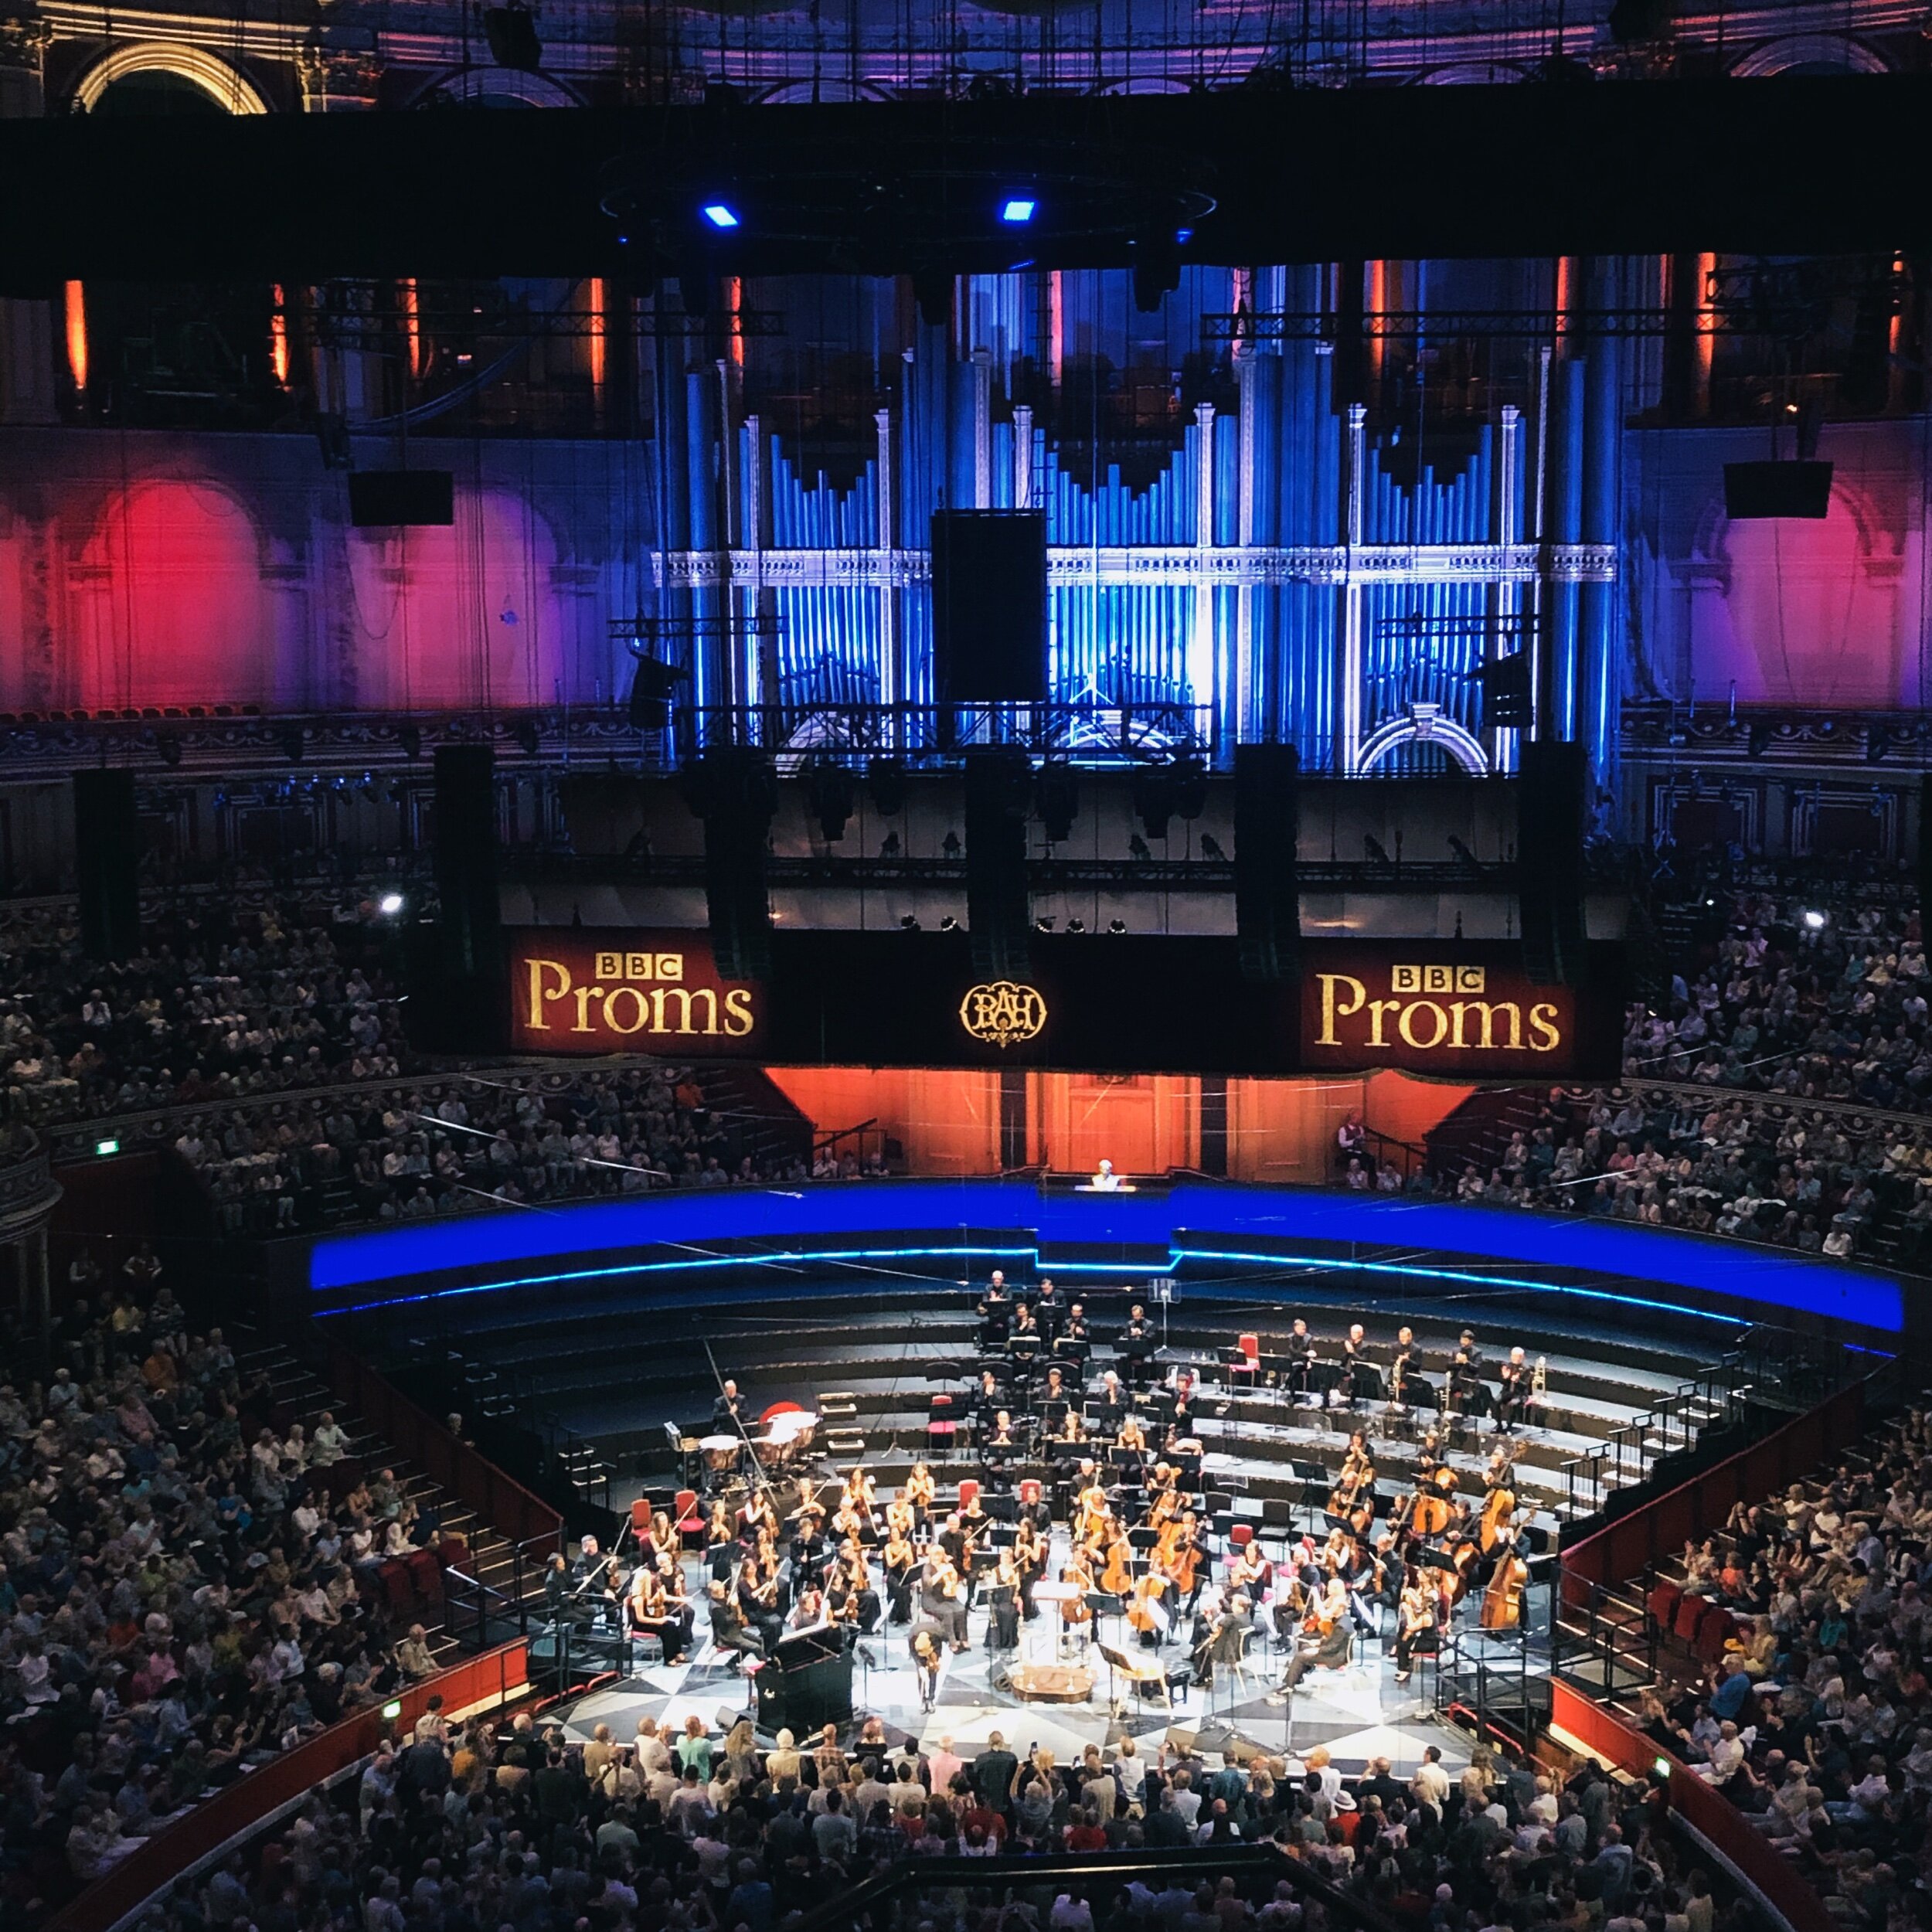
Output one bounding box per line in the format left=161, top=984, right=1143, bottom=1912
left=958, top=981, right=1049, bottom=1049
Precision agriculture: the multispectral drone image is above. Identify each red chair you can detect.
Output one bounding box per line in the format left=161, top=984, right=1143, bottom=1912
left=406, top=1548, right=443, bottom=1604
left=1230, top=1332, right=1260, bottom=1386
left=379, top=1559, right=415, bottom=1612
left=673, top=1488, right=703, bottom=1545
left=1695, top=1607, right=1738, bottom=1665
left=1673, top=1593, right=1707, bottom=1643
left=958, top=1478, right=981, bottom=1512
left=1230, top=1522, right=1254, bottom=1549
left=1647, top=1580, right=1683, bottom=1634
left=929, top=1394, right=957, bottom=1454
left=630, top=1497, right=655, bottom=1538
left=1019, top=1479, right=1043, bottom=1509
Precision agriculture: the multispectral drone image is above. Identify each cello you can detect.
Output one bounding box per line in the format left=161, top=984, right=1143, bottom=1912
left=1100, top=1526, right=1134, bottom=1597
left=1126, top=1571, right=1171, bottom=1643
left=1408, top=1466, right=1457, bottom=1539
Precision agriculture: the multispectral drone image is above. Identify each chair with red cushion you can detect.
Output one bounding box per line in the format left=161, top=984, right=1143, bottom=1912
left=673, top=1488, right=702, bottom=1544
left=631, top=1497, right=655, bottom=1536
left=406, top=1548, right=443, bottom=1604
left=1648, top=1580, right=1683, bottom=1634
left=1673, top=1593, right=1707, bottom=1642
left=379, top=1559, right=416, bottom=1612
left=1230, top=1332, right=1260, bottom=1386
left=958, top=1478, right=981, bottom=1512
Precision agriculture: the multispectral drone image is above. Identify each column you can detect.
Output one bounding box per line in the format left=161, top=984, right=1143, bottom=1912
left=971, top=349, right=992, bottom=509
left=0, top=21, right=55, bottom=426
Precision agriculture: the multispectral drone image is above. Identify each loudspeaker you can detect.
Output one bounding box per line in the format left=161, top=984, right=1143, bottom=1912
left=73, top=770, right=139, bottom=961
left=932, top=510, right=1047, bottom=705
left=482, top=3, right=543, bottom=70
left=1518, top=741, right=1587, bottom=985
left=1234, top=743, right=1301, bottom=984
left=1723, top=461, right=1832, bottom=521
left=349, top=470, right=455, bottom=527
left=682, top=747, right=777, bottom=981
left=965, top=745, right=1032, bottom=980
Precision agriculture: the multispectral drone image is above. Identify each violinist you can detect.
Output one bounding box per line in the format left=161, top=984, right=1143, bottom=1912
left=989, top=1547, right=1024, bottom=1649
left=1328, top=1430, right=1376, bottom=1521
left=936, top=1512, right=976, bottom=1605
left=736, top=1555, right=783, bottom=1651
left=883, top=1518, right=918, bottom=1625
left=1075, top=1465, right=1110, bottom=1546
left=975, top=1369, right=1005, bottom=1442
left=1117, top=1413, right=1149, bottom=1464
left=957, top=1486, right=991, bottom=1565
left=905, top=1460, right=937, bottom=1524
left=1012, top=1515, right=1046, bottom=1619
left=1393, top=1576, right=1438, bottom=1682
left=704, top=1498, right=736, bottom=1580
left=833, top=1473, right=877, bottom=1546
left=884, top=1489, right=916, bottom=1547
left=910, top=1624, right=944, bottom=1712
left=827, top=1542, right=881, bottom=1635
left=627, top=1563, right=685, bottom=1664
left=1229, top=1536, right=1273, bottom=1605
left=1494, top=1347, right=1529, bottom=1434
left=920, top=1549, right=969, bottom=1651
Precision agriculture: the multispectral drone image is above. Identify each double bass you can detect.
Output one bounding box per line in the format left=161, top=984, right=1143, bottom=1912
left=1403, top=1464, right=1457, bottom=1539
left=1478, top=1447, right=1518, bottom=1556
left=1479, top=1533, right=1529, bottom=1629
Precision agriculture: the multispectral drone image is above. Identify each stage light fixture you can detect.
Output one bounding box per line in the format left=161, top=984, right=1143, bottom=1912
left=378, top=892, right=405, bottom=916
left=1804, top=910, right=1827, bottom=930
left=701, top=202, right=740, bottom=230
left=1109, top=918, right=1127, bottom=934
left=1066, top=918, right=1086, bottom=933
left=1000, top=196, right=1037, bottom=225
left=1035, top=916, right=1055, bottom=932
left=900, top=913, right=920, bottom=930
left=939, top=915, right=959, bottom=931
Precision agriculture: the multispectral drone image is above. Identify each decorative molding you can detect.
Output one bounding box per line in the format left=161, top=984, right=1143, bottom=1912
left=70, top=39, right=268, bottom=112
left=655, top=542, right=1617, bottom=590
left=297, top=46, right=383, bottom=111
left=0, top=19, right=53, bottom=76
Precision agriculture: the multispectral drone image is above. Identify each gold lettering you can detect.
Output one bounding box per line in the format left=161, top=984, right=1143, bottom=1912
left=594, top=952, right=621, bottom=980
left=624, top=951, right=649, bottom=981
left=1366, top=998, right=1403, bottom=1046
left=571, top=984, right=603, bottom=1034
left=1528, top=1002, right=1562, bottom=1052
left=603, top=985, right=651, bottom=1035
left=523, top=958, right=571, bottom=1031
left=1449, top=1000, right=1523, bottom=1051
left=723, top=988, right=756, bottom=1037
left=1317, top=975, right=1367, bottom=1046
left=658, top=953, right=684, bottom=981
left=1397, top=999, right=1449, bottom=1050
left=654, top=987, right=719, bottom=1036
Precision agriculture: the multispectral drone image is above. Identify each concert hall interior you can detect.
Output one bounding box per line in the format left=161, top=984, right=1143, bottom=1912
left=6, top=20, right=1932, bottom=1932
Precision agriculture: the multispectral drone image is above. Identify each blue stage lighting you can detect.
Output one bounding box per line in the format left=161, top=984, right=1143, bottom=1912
left=701, top=202, right=740, bottom=230
left=1000, top=196, right=1037, bottom=225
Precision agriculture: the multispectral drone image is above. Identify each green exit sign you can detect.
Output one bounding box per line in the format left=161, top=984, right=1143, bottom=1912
left=382, top=1699, right=403, bottom=1720
left=94, top=1138, right=119, bottom=1157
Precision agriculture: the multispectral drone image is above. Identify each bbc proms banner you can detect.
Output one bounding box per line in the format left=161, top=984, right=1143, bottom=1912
left=503, top=930, right=1621, bottom=1077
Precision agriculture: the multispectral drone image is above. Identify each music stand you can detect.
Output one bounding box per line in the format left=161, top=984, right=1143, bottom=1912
left=1086, top=1590, right=1124, bottom=1651
left=1290, top=1460, right=1329, bottom=1539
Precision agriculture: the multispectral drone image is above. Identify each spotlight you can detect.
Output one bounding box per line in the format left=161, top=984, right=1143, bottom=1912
left=1036, top=916, right=1055, bottom=932
left=701, top=202, right=741, bottom=230
left=482, top=2, right=542, bottom=71
left=1066, top=918, right=1086, bottom=933
left=900, top=913, right=920, bottom=930
left=1108, top=919, right=1128, bottom=934
left=378, top=892, right=405, bottom=916
left=939, top=915, right=959, bottom=931
left=1000, top=196, right=1037, bottom=226
left=1804, top=909, right=1827, bottom=930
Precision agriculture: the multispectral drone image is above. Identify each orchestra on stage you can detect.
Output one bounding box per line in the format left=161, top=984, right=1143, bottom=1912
left=555, top=1279, right=1544, bottom=1709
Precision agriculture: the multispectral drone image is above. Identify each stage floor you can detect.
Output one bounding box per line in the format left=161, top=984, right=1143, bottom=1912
left=546, top=1549, right=1471, bottom=1781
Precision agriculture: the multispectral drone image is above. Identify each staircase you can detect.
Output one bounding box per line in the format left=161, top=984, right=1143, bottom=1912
left=233, top=1332, right=548, bottom=1659
left=1424, top=1086, right=1544, bottom=1186
left=689, top=1066, right=814, bottom=1175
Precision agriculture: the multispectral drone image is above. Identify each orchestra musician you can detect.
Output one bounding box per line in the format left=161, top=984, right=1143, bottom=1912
left=1012, top=1515, right=1046, bottom=1619
left=1121, top=1303, right=1156, bottom=1386
left=905, top=1461, right=938, bottom=1524
left=1494, top=1347, right=1529, bottom=1434
left=826, top=1542, right=881, bottom=1635
left=919, top=1549, right=969, bottom=1651
left=570, top=1536, right=618, bottom=1627
left=910, top=1624, right=944, bottom=1711
left=1284, top=1319, right=1319, bottom=1399
left=1328, top=1430, right=1377, bottom=1522
left=1393, top=1576, right=1438, bottom=1682
left=1063, top=1301, right=1090, bottom=1349
left=1274, top=1574, right=1353, bottom=1694
left=788, top=1582, right=827, bottom=1631
left=883, top=1519, right=918, bottom=1625
left=978, top=1271, right=1012, bottom=1345
left=1035, top=1277, right=1062, bottom=1344
left=1342, top=1325, right=1381, bottom=1405
left=736, top=1555, right=783, bottom=1651
left=1193, top=1590, right=1254, bottom=1689
left=711, top=1379, right=746, bottom=1436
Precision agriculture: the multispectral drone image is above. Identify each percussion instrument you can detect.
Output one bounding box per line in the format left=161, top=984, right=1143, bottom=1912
left=699, top=1434, right=742, bottom=1472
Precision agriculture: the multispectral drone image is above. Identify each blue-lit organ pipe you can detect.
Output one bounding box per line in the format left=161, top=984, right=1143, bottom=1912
left=653, top=267, right=1614, bottom=766
left=685, top=369, right=727, bottom=707
left=1580, top=339, right=1621, bottom=780
left=1550, top=355, right=1587, bottom=743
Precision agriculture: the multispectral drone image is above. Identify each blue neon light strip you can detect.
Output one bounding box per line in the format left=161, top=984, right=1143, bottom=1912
left=310, top=1179, right=1903, bottom=1332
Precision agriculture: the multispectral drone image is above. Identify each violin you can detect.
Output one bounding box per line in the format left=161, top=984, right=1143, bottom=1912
left=906, top=1464, right=937, bottom=1512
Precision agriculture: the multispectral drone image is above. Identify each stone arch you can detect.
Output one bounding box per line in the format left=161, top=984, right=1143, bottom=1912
left=407, top=66, right=586, bottom=108
left=1729, top=34, right=1889, bottom=77
left=1355, top=704, right=1490, bottom=776
left=1420, top=61, right=1528, bottom=83
left=73, top=43, right=269, bottom=115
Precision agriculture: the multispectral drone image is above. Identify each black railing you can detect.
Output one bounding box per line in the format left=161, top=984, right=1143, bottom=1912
left=789, top=1843, right=1400, bottom=1932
